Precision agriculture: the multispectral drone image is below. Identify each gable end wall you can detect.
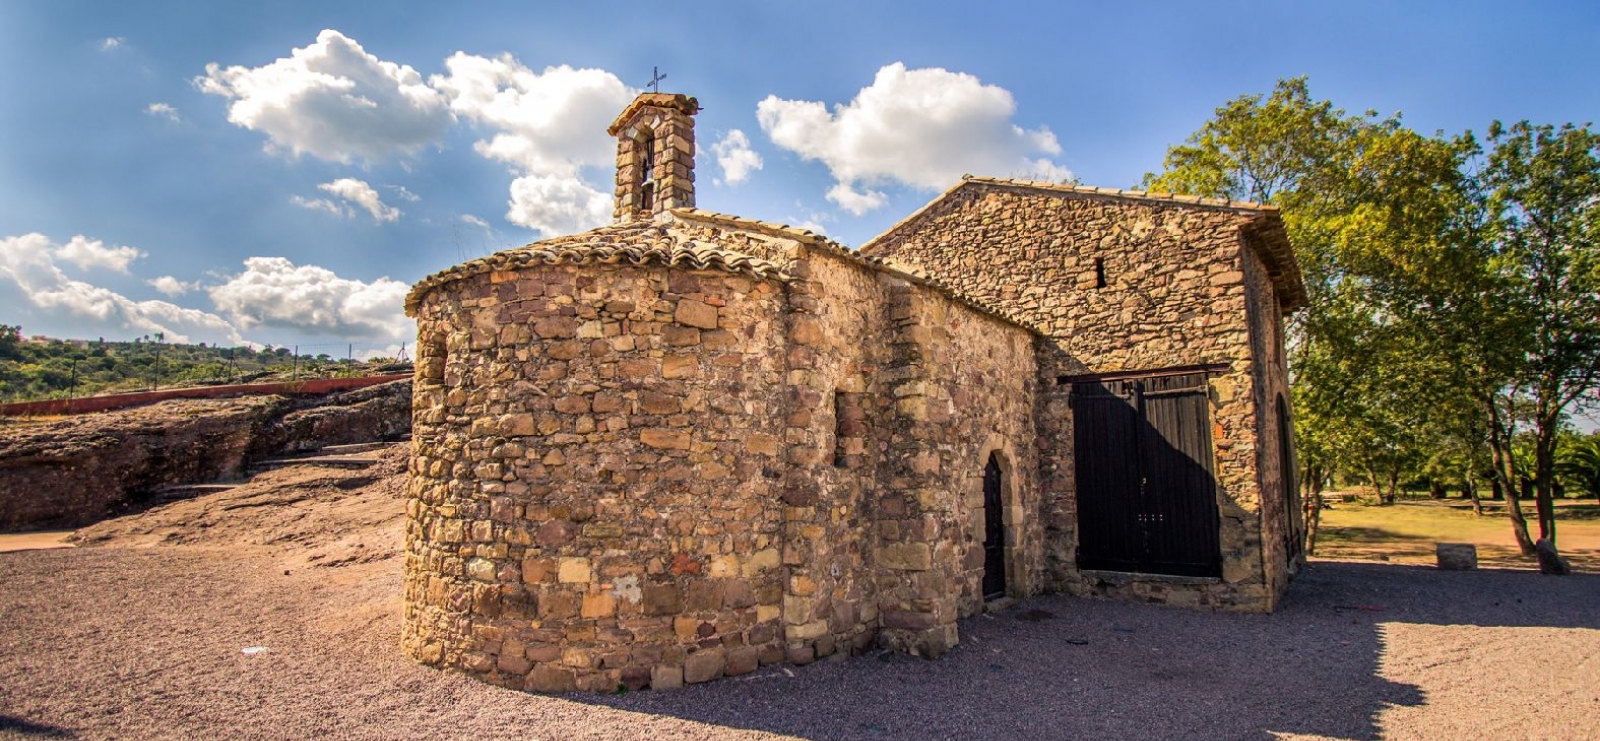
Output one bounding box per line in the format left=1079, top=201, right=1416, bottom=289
left=864, top=186, right=1290, bottom=611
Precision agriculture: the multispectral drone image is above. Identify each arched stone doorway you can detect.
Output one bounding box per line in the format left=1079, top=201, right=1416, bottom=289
left=982, top=452, right=1007, bottom=601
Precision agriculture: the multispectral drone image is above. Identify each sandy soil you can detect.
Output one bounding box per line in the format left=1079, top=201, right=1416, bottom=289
left=0, top=531, right=73, bottom=553
left=2, top=452, right=1598, bottom=741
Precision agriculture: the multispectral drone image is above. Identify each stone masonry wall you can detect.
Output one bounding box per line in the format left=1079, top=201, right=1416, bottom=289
left=792, top=248, right=1039, bottom=659
left=404, top=235, right=1045, bottom=691
left=773, top=247, right=889, bottom=666
left=864, top=184, right=1285, bottom=611
left=866, top=272, right=1040, bottom=654
left=405, top=264, right=790, bottom=692
left=1242, top=238, right=1301, bottom=606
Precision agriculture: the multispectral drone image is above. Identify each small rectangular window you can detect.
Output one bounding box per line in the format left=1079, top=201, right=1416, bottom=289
left=832, top=390, right=866, bottom=468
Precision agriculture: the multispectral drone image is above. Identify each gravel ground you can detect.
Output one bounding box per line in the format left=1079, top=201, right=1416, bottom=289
left=4, top=552, right=1596, bottom=741
left=2, top=458, right=1597, bottom=740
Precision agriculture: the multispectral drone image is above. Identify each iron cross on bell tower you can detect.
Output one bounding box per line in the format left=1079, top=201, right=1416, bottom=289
left=647, top=66, right=666, bottom=93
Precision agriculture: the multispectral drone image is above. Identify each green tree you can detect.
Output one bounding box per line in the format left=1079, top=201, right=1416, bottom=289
left=1556, top=433, right=1600, bottom=502
left=1143, top=79, right=1451, bottom=497
left=1481, top=121, right=1600, bottom=547
left=1142, top=77, right=1538, bottom=550
left=0, top=325, right=21, bottom=361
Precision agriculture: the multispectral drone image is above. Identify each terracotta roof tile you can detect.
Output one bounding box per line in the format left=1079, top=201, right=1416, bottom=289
left=672, top=209, right=1042, bottom=333
left=670, top=208, right=830, bottom=244
left=405, top=220, right=790, bottom=315
left=861, top=176, right=1306, bottom=313
left=957, top=176, right=1278, bottom=212
left=607, top=93, right=700, bottom=135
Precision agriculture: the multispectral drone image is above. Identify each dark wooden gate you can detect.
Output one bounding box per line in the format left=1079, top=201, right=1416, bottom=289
left=1070, top=371, right=1222, bottom=577
left=982, top=454, right=1007, bottom=600
left=1277, top=395, right=1303, bottom=563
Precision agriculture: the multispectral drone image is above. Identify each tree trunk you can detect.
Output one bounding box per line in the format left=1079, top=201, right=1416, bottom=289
left=1386, top=468, right=1400, bottom=505
left=1503, top=481, right=1535, bottom=554
left=1534, top=428, right=1559, bottom=548
left=1430, top=480, right=1447, bottom=499
left=1466, top=472, right=1483, bottom=517
left=1304, top=462, right=1325, bottom=556
left=1490, top=476, right=1504, bottom=500
left=1486, top=400, right=1535, bottom=554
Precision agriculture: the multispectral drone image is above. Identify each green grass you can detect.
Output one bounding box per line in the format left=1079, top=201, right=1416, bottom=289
left=1313, top=498, right=1600, bottom=571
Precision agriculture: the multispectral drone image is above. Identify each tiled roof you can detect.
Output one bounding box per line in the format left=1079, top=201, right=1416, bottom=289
left=861, top=176, right=1308, bottom=313
left=404, top=220, right=791, bottom=316
left=959, top=176, right=1278, bottom=212
left=670, top=209, right=1043, bottom=334
left=670, top=208, right=831, bottom=245
left=607, top=93, right=700, bottom=135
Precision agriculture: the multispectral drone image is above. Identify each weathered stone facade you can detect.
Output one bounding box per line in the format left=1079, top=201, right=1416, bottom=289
left=862, top=177, right=1305, bottom=610
left=402, top=210, right=1039, bottom=691
left=401, top=93, right=1305, bottom=692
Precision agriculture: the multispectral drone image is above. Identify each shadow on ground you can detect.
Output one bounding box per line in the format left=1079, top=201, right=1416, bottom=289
left=3, top=545, right=1595, bottom=740
left=0, top=715, right=75, bottom=739
left=578, top=562, right=1599, bottom=740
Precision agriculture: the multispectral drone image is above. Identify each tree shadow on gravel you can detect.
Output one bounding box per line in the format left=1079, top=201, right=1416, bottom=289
left=0, top=714, right=77, bottom=738
left=583, top=561, right=1599, bottom=741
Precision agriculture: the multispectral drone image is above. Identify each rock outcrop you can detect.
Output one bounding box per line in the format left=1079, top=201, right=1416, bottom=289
left=0, top=380, right=411, bottom=530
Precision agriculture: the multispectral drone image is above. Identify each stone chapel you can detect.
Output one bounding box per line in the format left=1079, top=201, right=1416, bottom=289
left=401, top=92, right=1307, bottom=692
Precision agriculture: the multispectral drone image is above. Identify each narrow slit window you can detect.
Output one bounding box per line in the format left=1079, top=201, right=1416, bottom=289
left=832, top=390, right=848, bottom=468
left=1093, top=257, right=1107, bottom=289
left=422, top=331, right=447, bottom=382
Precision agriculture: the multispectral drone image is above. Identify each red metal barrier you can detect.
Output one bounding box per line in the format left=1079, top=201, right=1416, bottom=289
left=0, top=373, right=412, bottom=418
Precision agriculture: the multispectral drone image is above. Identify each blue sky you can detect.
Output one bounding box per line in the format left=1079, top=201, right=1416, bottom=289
left=0, top=0, right=1596, bottom=356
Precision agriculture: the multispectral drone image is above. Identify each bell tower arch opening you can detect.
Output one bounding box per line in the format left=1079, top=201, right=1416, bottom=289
left=607, top=92, right=699, bottom=223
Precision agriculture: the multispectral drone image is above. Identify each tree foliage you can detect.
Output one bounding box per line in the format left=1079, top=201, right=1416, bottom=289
left=1144, top=78, right=1600, bottom=555
left=0, top=334, right=406, bottom=403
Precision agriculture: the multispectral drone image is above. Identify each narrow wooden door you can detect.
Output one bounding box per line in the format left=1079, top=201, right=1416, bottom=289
left=1277, top=395, right=1303, bottom=563
left=1071, top=372, right=1222, bottom=577
left=1070, top=381, right=1145, bottom=572
left=982, top=454, right=1007, bottom=600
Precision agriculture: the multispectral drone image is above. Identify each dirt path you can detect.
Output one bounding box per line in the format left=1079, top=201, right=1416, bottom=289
left=0, top=531, right=73, bottom=553
left=2, top=458, right=1597, bottom=740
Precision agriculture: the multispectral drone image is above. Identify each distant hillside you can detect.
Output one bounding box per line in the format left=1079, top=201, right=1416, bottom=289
left=0, top=325, right=411, bottom=403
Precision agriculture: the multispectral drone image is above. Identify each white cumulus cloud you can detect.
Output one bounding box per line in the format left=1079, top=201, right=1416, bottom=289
left=320, top=178, right=402, bottom=222
left=291, top=178, right=403, bottom=222
left=825, top=183, right=888, bottom=216
left=148, top=276, right=198, bottom=297
left=756, top=63, right=1070, bottom=214
left=430, top=56, right=630, bottom=176
left=146, top=102, right=181, bottom=123
left=196, top=29, right=453, bottom=164
left=208, top=256, right=411, bottom=341
left=291, top=195, right=345, bottom=216
left=100, top=37, right=125, bottom=52
left=459, top=214, right=491, bottom=230
left=711, top=129, right=763, bottom=185
left=52, top=235, right=146, bottom=273
left=505, top=175, right=612, bottom=237
left=430, top=54, right=634, bottom=236
left=0, top=233, right=242, bottom=345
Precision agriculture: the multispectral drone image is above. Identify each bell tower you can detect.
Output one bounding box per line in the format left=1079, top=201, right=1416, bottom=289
left=608, top=92, right=699, bottom=223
